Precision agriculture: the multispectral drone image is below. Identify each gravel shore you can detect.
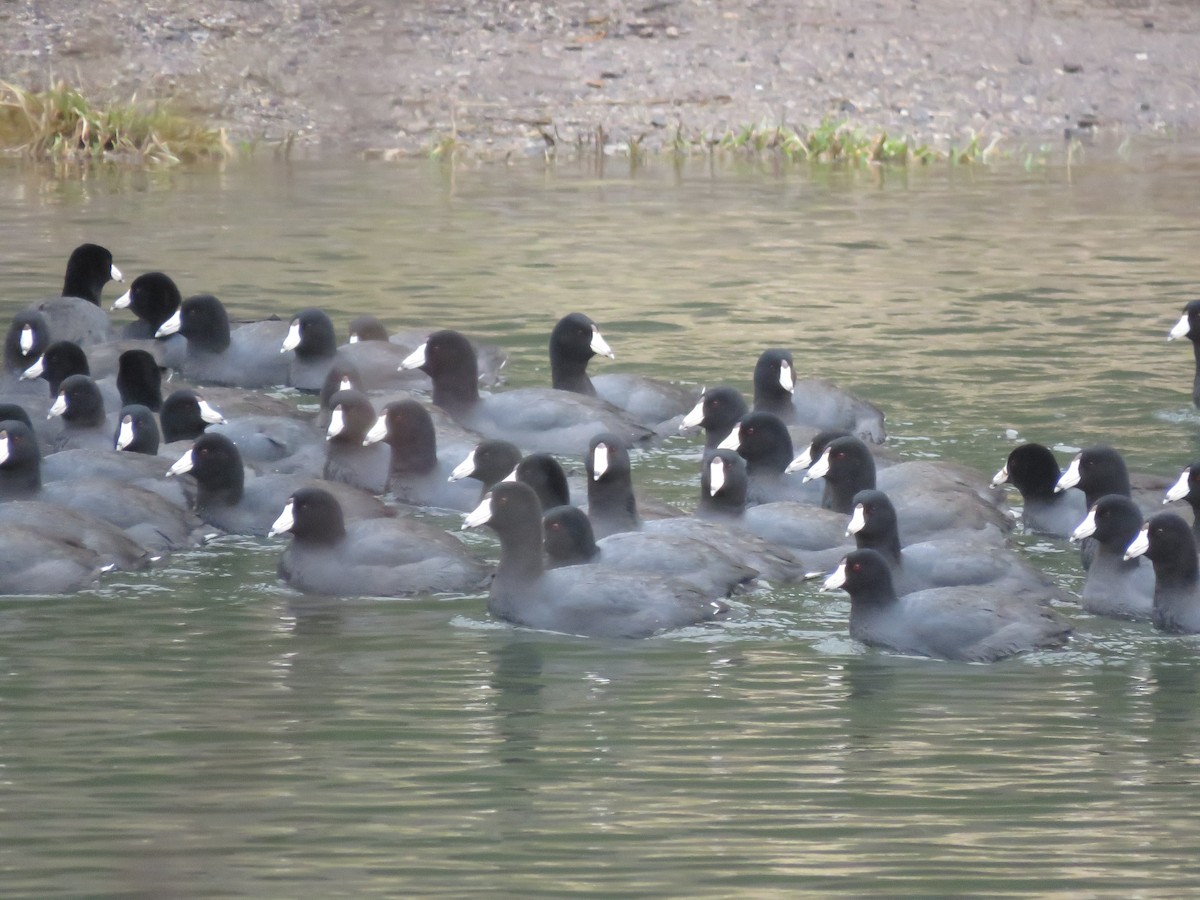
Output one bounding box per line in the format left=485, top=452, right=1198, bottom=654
left=4, top=0, right=1199, bottom=157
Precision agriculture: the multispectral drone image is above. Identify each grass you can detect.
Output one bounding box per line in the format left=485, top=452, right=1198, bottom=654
left=708, top=118, right=1000, bottom=165
left=0, top=80, right=232, bottom=164
left=425, top=116, right=1004, bottom=167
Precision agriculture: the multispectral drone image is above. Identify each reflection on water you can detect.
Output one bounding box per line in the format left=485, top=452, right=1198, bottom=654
left=2, top=148, right=1200, bottom=893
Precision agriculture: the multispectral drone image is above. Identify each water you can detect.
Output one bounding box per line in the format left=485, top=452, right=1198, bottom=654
left=3, top=146, right=1200, bottom=895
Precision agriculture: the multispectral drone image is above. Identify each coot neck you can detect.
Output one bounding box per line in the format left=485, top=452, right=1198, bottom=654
left=1191, top=340, right=1200, bottom=407
left=184, top=298, right=232, bottom=353
left=195, top=463, right=245, bottom=510
left=824, top=459, right=876, bottom=514
left=1151, top=551, right=1200, bottom=596
left=62, top=259, right=106, bottom=304
left=704, top=426, right=733, bottom=451
left=494, top=515, right=547, bottom=584
left=431, top=365, right=481, bottom=418
left=847, top=579, right=900, bottom=613
left=854, top=526, right=902, bottom=564
left=0, top=451, right=41, bottom=498
left=118, top=373, right=162, bottom=411
left=550, top=352, right=596, bottom=396
left=588, top=477, right=639, bottom=534
left=296, top=319, right=337, bottom=363
left=387, top=420, right=438, bottom=477
left=1152, top=552, right=1200, bottom=633
left=65, top=398, right=105, bottom=428
left=752, top=395, right=792, bottom=421
left=744, top=440, right=792, bottom=477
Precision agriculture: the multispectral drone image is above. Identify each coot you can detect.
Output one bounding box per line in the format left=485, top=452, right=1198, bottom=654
left=542, top=504, right=756, bottom=597
left=402, top=329, right=654, bottom=455
left=1070, top=495, right=1154, bottom=620
left=156, top=293, right=291, bottom=388
left=752, top=348, right=886, bottom=443
left=993, top=442, right=1088, bottom=538
left=548, top=312, right=697, bottom=428
left=823, top=548, right=1072, bottom=661
left=1124, top=512, right=1200, bottom=634
left=28, top=243, right=120, bottom=346
left=166, top=432, right=392, bottom=536
left=271, top=487, right=489, bottom=597
left=463, top=481, right=729, bottom=638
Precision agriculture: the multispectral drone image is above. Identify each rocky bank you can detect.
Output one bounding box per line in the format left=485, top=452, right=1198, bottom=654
left=3, top=0, right=1199, bottom=158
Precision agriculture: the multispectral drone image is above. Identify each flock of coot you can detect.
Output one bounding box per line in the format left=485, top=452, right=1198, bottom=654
left=3, top=243, right=1200, bottom=660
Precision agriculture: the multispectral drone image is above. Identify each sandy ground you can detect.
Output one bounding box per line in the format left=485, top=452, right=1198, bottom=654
left=3, top=0, right=1199, bottom=157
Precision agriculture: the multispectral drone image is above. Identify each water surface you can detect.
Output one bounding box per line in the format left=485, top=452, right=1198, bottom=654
left=2, top=147, right=1200, bottom=895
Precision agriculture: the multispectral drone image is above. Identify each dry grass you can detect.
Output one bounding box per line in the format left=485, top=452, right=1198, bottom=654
left=0, top=80, right=232, bottom=164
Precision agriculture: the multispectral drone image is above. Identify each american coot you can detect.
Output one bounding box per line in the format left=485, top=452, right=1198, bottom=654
left=548, top=312, right=697, bottom=428
left=28, top=243, right=120, bottom=346
left=1124, top=512, right=1200, bottom=634
left=993, top=443, right=1088, bottom=538
left=115, top=349, right=164, bottom=411
left=542, top=504, right=757, bottom=597
left=110, top=271, right=182, bottom=340
left=1167, top=299, right=1200, bottom=407
left=1054, top=445, right=1175, bottom=519
left=822, top=548, right=1072, bottom=661
left=109, top=271, right=186, bottom=368
left=167, top=432, right=392, bottom=536
left=1070, top=495, right=1154, bottom=620
left=42, top=441, right=193, bottom=511
left=583, top=432, right=680, bottom=539
left=802, top=435, right=1010, bottom=543
left=1163, top=462, right=1200, bottom=541
left=504, top=453, right=577, bottom=510
left=752, top=348, right=886, bottom=444
left=22, top=339, right=92, bottom=396
left=207, top=411, right=322, bottom=473
left=0, top=498, right=150, bottom=572
left=156, top=293, right=291, bottom=388
left=0, top=520, right=108, bottom=595
left=463, top=481, right=729, bottom=638
left=698, top=447, right=850, bottom=570
left=1, top=419, right=200, bottom=553
left=47, top=374, right=113, bottom=452
left=848, top=488, right=1067, bottom=604
left=159, top=389, right=228, bottom=443
left=584, top=432, right=640, bottom=538
left=402, top=329, right=655, bottom=455
left=361, top=399, right=480, bottom=511
left=270, top=487, right=489, bottom=597
left=4, top=310, right=51, bottom=377
left=114, top=404, right=162, bottom=456
left=0, top=405, right=33, bottom=430
left=679, top=385, right=749, bottom=449
left=322, top=388, right=389, bottom=493
left=717, top=411, right=822, bottom=505
left=447, top=440, right=577, bottom=510
left=282, top=308, right=422, bottom=394
left=448, top=440, right=524, bottom=498
left=684, top=386, right=818, bottom=456
left=315, top=359, right=361, bottom=429
left=793, top=429, right=1000, bottom=510
left=347, top=314, right=509, bottom=388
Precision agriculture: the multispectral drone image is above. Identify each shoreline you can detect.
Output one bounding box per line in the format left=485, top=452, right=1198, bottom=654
left=4, top=1, right=1199, bottom=159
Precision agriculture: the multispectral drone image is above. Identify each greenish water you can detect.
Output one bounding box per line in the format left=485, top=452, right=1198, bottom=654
left=3, top=148, right=1200, bottom=896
